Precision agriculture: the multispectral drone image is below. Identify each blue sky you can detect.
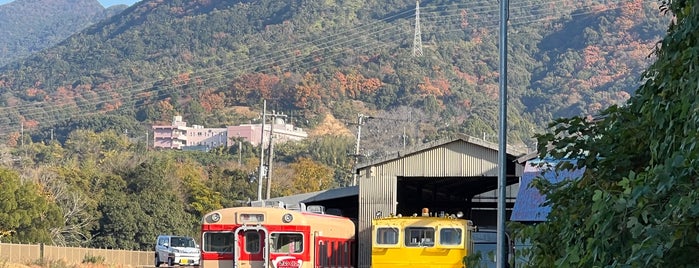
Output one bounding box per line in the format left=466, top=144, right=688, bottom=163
left=0, top=0, right=139, bottom=8
left=98, top=0, right=139, bottom=7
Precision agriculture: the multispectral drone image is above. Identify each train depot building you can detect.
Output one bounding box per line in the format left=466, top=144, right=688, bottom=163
left=269, top=134, right=528, bottom=268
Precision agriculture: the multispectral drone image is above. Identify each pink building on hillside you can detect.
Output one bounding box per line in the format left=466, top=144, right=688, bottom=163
left=152, top=116, right=189, bottom=149
left=152, top=116, right=308, bottom=150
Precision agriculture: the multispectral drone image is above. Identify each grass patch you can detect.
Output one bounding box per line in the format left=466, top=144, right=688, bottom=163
left=81, top=254, right=104, bottom=265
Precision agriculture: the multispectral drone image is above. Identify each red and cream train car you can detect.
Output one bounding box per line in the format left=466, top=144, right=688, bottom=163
left=200, top=206, right=356, bottom=268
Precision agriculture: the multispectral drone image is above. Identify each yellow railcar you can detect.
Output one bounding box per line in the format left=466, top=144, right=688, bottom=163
left=371, top=209, right=474, bottom=268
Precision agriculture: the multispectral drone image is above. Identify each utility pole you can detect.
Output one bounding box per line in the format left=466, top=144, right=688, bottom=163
left=238, top=133, right=242, bottom=167
left=497, top=0, right=509, bottom=267
left=266, top=111, right=287, bottom=199
left=403, top=126, right=407, bottom=149
left=257, top=100, right=267, bottom=201
left=352, top=114, right=372, bottom=186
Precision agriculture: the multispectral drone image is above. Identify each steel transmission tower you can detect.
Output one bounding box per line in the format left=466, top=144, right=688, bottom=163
left=412, top=1, right=423, bottom=57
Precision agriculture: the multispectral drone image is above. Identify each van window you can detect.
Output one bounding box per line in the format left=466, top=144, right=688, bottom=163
left=171, top=236, right=196, bottom=247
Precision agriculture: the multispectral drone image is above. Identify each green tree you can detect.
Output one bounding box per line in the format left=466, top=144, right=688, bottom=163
left=207, top=165, right=257, bottom=208
left=518, top=1, right=699, bottom=267
left=63, top=129, right=131, bottom=163
left=0, top=167, right=62, bottom=243
left=290, top=158, right=334, bottom=193
left=126, top=159, right=197, bottom=249
left=305, top=136, right=355, bottom=187
left=91, top=174, right=143, bottom=250
left=175, top=160, right=224, bottom=219
left=92, top=158, right=197, bottom=250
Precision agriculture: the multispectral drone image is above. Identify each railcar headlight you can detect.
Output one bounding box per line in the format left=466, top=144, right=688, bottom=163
left=210, top=212, right=221, bottom=222
left=282, top=213, right=294, bottom=223
left=456, top=211, right=464, bottom=218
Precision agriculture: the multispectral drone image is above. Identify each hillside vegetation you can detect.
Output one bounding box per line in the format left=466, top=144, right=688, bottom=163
left=0, top=0, right=669, bottom=154
left=0, top=0, right=126, bottom=67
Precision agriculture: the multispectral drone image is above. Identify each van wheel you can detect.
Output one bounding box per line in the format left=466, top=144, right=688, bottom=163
left=154, top=254, right=161, bottom=267
left=168, top=257, right=175, bottom=267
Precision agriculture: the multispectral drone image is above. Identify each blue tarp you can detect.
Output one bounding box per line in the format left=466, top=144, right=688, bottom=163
left=510, top=159, right=585, bottom=222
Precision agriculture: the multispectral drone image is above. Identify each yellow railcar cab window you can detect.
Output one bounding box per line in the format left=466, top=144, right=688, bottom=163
left=405, top=227, right=435, bottom=247
left=439, top=228, right=463, bottom=246
left=375, top=227, right=399, bottom=245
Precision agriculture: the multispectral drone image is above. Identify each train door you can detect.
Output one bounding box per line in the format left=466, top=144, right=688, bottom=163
left=234, top=227, right=269, bottom=268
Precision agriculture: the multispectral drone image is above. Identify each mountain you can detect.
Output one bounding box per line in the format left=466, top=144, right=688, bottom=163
left=0, top=0, right=127, bottom=67
left=0, top=0, right=670, bottom=156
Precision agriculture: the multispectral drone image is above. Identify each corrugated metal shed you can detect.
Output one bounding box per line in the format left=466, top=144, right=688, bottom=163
left=354, top=134, right=527, bottom=268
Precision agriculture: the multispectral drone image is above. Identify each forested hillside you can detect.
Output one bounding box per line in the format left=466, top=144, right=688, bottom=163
left=0, top=0, right=669, bottom=152
left=0, top=0, right=126, bottom=67
left=0, top=0, right=674, bottom=251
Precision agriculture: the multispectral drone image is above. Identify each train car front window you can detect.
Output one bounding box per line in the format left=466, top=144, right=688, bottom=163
left=245, top=231, right=260, bottom=253
left=405, top=227, right=435, bottom=247
left=203, top=232, right=233, bottom=253
left=270, top=233, right=303, bottom=253
left=376, top=227, right=399, bottom=245
left=439, top=228, right=462, bottom=246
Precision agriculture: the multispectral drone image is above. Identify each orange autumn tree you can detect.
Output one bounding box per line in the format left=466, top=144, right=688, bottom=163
left=172, top=72, right=191, bottom=87
left=199, top=89, right=225, bottom=112
left=231, top=73, right=280, bottom=104
left=334, top=71, right=382, bottom=99
left=156, top=99, right=176, bottom=122
left=417, top=77, right=451, bottom=97
left=6, top=132, right=19, bottom=147
left=294, top=73, right=322, bottom=108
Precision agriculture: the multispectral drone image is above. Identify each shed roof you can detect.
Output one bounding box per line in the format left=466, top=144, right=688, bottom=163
left=266, top=186, right=358, bottom=205
left=355, top=134, right=528, bottom=170
left=510, top=159, right=585, bottom=222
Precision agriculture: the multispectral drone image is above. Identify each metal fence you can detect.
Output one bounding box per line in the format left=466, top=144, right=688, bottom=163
left=0, top=242, right=152, bottom=267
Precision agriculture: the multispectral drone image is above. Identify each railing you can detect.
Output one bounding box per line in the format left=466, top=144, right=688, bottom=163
left=0, top=242, right=152, bottom=267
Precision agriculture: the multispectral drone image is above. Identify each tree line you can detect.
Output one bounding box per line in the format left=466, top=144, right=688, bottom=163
left=0, top=123, right=355, bottom=250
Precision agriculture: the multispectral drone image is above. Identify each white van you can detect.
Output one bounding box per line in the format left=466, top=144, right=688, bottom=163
left=155, top=235, right=201, bottom=267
